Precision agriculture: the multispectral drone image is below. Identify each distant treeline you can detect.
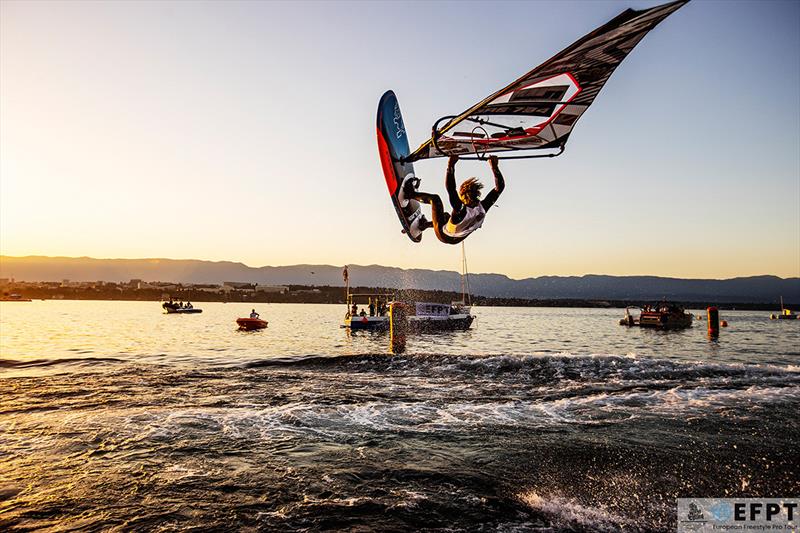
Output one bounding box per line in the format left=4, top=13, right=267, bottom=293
left=5, top=284, right=791, bottom=311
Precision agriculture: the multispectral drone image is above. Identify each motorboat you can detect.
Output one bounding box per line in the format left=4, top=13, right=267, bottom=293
left=620, top=302, right=692, bottom=330
left=237, top=317, right=268, bottom=330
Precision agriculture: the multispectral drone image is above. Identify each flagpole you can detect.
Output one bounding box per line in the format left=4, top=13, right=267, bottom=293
left=343, top=265, right=350, bottom=306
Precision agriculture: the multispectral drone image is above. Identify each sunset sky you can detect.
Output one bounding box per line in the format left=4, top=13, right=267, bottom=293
left=1, top=0, right=798, bottom=279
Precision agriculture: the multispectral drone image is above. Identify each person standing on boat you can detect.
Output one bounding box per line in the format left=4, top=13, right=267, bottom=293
left=404, top=155, right=505, bottom=244
left=250, top=309, right=259, bottom=319
left=369, top=298, right=376, bottom=317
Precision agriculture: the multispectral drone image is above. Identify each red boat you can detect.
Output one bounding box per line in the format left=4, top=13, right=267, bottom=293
left=236, top=317, right=268, bottom=331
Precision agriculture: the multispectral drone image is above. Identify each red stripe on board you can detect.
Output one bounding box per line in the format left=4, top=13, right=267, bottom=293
left=377, top=127, right=397, bottom=195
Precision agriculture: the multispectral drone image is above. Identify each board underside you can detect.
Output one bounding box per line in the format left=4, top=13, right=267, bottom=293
left=377, top=91, right=424, bottom=243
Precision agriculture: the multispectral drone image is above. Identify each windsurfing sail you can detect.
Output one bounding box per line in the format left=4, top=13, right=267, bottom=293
left=408, top=0, right=687, bottom=162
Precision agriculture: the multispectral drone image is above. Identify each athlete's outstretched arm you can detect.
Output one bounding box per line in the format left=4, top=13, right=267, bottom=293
left=445, top=155, right=462, bottom=210
left=482, top=156, right=505, bottom=211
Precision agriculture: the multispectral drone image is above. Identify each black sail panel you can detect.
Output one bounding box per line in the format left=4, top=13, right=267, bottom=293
left=409, top=0, right=688, bottom=161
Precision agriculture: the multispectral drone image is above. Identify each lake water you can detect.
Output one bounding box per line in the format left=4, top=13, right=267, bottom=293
left=1, top=301, right=798, bottom=531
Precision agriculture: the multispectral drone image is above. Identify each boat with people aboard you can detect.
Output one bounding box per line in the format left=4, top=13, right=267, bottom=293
left=236, top=317, right=268, bottom=330
left=343, top=292, right=393, bottom=330
left=343, top=244, right=476, bottom=332
left=619, top=301, right=693, bottom=330
left=343, top=293, right=475, bottom=332
left=162, top=299, right=202, bottom=314
left=237, top=308, right=268, bottom=330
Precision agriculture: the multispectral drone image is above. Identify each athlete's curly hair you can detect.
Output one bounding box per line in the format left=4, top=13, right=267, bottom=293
left=459, top=178, right=483, bottom=206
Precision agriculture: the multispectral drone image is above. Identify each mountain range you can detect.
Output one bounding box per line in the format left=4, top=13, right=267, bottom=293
left=1, top=256, right=798, bottom=304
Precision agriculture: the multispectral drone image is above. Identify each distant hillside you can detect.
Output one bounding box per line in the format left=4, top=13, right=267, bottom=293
left=1, top=255, right=798, bottom=304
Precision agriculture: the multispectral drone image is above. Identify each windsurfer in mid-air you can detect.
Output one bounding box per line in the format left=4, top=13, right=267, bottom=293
left=402, top=155, right=505, bottom=244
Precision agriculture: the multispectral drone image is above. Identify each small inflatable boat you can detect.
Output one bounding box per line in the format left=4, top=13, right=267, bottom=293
left=236, top=317, right=268, bottom=331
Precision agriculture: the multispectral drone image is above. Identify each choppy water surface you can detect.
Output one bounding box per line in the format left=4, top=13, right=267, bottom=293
left=1, top=301, right=798, bottom=531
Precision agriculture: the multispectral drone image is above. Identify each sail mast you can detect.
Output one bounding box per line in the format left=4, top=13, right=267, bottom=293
left=461, top=242, right=472, bottom=306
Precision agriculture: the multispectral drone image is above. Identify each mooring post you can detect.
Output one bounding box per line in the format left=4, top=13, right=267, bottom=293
left=707, top=306, right=720, bottom=337
left=389, top=301, right=409, bottom=354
